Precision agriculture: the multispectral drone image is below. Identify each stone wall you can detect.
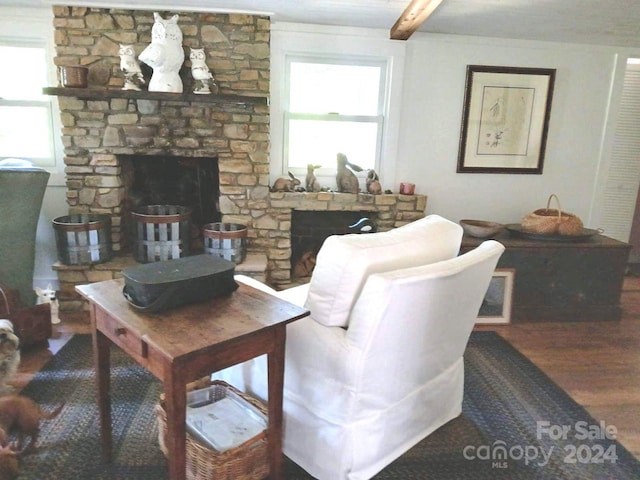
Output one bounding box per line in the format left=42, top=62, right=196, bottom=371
left=50, top=6, right=427, bottom=316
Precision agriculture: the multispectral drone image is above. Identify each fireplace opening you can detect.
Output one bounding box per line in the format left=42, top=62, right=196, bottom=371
left=291, top=210, right=377, bottom=279
left=121, top=154, right=220, bottom=253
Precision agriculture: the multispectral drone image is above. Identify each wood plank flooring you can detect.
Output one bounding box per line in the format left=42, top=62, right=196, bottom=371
left=13, top=275, right=640, bottom=460
left=478, top=274, right=640, bottom=459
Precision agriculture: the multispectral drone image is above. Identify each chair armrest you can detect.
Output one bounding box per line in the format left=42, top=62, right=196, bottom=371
left=235, top=275, right=310, bottom=307
left=234, top=275, right=278, bottom=294
left=274, top=283, right=309, bottom=307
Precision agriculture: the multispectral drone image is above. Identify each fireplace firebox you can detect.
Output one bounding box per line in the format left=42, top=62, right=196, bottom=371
left=121, top=154, right=220, bottom=254
left=291, top=211, right=377, bottom=278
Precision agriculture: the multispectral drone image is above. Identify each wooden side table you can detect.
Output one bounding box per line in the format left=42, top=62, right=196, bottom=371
left=76, top=278, right=309, bottom=480
left=461, top=231, right=631, bottom=322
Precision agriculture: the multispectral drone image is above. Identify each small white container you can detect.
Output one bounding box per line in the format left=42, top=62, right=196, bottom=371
left=186, top=384, right=267, bottom=452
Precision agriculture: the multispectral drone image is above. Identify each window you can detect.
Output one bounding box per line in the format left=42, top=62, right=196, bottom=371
left=0, top=44, right=56, bottom=167
left=284, top=56, right=387, bottom=175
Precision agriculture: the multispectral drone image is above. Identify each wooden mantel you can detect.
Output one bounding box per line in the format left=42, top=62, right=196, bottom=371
left=43, top=87, right=268, bottom=106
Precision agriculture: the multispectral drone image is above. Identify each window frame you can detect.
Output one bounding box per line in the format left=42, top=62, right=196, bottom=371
left=269, top=24, right=406, bottom=191
left=0, top=7, right=64, bottom=184
left=282, top=55, right=387, bottom=179
left=0, top=40, right=57, bottom=168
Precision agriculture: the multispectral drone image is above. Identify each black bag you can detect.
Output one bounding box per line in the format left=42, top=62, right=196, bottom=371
left=122, top=254, right=238, bottom=313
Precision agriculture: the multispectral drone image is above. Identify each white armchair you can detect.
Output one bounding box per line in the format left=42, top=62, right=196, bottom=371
left=215, top=215, right=504, bottom=479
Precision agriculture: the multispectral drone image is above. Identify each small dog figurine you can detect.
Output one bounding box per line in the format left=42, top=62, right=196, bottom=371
left=0, top=395, right=64, bottom=454
left=0, top=321, right=19, bottom=395
left=35, top=285, right=60, bottom=325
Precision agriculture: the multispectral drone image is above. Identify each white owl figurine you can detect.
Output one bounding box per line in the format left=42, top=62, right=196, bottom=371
left=190, top=48, right=215, bottom=94
left=138, top=13, right=184, bottom=93
left=118, top=44, right=145, bottom=91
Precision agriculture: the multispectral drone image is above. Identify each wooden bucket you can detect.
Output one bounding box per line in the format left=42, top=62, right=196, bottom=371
left=203, top=223, right=247, bottom=264
left=53, top=214, right=112, bottom=265
left=131, top=205, right=191, bottom=263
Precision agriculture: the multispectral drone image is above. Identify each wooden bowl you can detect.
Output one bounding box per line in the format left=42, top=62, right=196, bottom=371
left=460, top=219, right=504, bottom=238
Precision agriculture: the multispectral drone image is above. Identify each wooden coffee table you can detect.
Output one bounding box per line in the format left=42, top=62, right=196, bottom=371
left=76, top=278, right=309, bottom=480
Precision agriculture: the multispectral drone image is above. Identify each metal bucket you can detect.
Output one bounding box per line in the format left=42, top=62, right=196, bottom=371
left=131, top=205, right=191, bottom=263
left=203, top=222, right=247, bottom=264
left=53, top=214, right=112, bottom=265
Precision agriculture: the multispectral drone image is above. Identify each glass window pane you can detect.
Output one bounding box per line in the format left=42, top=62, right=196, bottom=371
left=0, top=46, right=47, bottom=100
left=289, top=62, right=381, bottom=115
left=287, top=119, right=378, bottom=170
left=0, top=106, right=53, bottom=159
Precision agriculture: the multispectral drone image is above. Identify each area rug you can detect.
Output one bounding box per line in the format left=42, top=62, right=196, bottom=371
left=13, top=332, right=640, bottom=479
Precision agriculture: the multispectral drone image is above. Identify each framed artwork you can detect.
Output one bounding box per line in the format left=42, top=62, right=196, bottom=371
left=476, top=269, right=515, bottom=324
left=457, top=65, right=556, bottom=174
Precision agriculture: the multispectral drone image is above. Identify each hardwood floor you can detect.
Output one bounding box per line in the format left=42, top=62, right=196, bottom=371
left=13, top=275, right=640, bottom=460
left=478, top=274, right=640, bottom=459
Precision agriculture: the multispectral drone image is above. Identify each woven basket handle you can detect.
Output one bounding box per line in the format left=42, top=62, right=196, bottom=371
left=0, top=286, right=9, bottom=316
left=546, top=194, right=562, bottom=220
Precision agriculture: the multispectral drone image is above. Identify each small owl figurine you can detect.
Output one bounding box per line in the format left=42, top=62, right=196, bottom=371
left=119, top=44, right=145, bottom=91
left=190, top=48, right=215, bottom=94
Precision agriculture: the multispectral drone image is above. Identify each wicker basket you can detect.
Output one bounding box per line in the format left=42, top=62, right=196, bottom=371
left=155, top=379, right=269, bottom=480
left=521, top=194, right=584, bottom=236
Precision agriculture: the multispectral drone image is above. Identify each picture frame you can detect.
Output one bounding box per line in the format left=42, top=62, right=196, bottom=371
left=476, top=268, right=515, bottom=324
left=457, top=65, right=556, bottom=174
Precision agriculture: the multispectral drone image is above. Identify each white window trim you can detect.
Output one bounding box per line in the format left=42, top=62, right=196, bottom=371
left=283, top=54, right=387, bottom=177
left=0, top=7, right=64, bottom=186
left=270, top=22, right=406, bottom=190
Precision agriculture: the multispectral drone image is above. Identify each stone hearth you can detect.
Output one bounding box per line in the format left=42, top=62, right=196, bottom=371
left=49, top=7, right=427, bottom=316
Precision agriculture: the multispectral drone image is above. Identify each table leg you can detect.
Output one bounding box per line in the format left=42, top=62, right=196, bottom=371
left=165, top=368, right=187, bottom=480
left=266, top=324, right=286, bottom=480
left=92, top=324, right=112, bottom=462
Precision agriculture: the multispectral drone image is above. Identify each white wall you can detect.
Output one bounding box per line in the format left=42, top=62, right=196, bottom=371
left=33, top=186, right=67, bottom=289
left=270, top=24, right=638, bottom=231
left=397, top=33, right=627, bottom=226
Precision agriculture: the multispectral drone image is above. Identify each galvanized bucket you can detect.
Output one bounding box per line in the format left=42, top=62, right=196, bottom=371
left=203, top=222, right=247, bottom=264
left=53, top=214, right=112, bottom=265
left=131, top=205, right=191, bottom=263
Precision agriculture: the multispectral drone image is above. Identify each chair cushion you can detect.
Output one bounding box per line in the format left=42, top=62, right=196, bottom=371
left=305, top=214, right=463, bottom=327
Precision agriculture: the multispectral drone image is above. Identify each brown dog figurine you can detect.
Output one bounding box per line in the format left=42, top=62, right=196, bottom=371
left=0, top=396, right=64, bottom=453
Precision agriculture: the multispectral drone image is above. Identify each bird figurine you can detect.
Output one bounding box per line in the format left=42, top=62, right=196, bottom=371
left=118, top=44, right=145, bottom=91
left=190, top=48, right=215, bottom=94
left=366, top=169, right=382, bottom=195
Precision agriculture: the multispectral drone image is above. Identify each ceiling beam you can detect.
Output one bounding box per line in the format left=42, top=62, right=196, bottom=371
left=390, top=0, right=445, bottom=40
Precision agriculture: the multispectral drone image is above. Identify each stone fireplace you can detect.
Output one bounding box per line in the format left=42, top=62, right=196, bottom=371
left=49, top=6, right=427, bottom=316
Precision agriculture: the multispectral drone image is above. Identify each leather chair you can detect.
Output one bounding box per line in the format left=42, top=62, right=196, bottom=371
left=0, top=161, right=50, bottom=306
left=215, top=215, right=504, bottom=479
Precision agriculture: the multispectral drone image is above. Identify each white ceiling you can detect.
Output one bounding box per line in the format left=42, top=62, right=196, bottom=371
left=9, top=0, right=640, bottom=48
